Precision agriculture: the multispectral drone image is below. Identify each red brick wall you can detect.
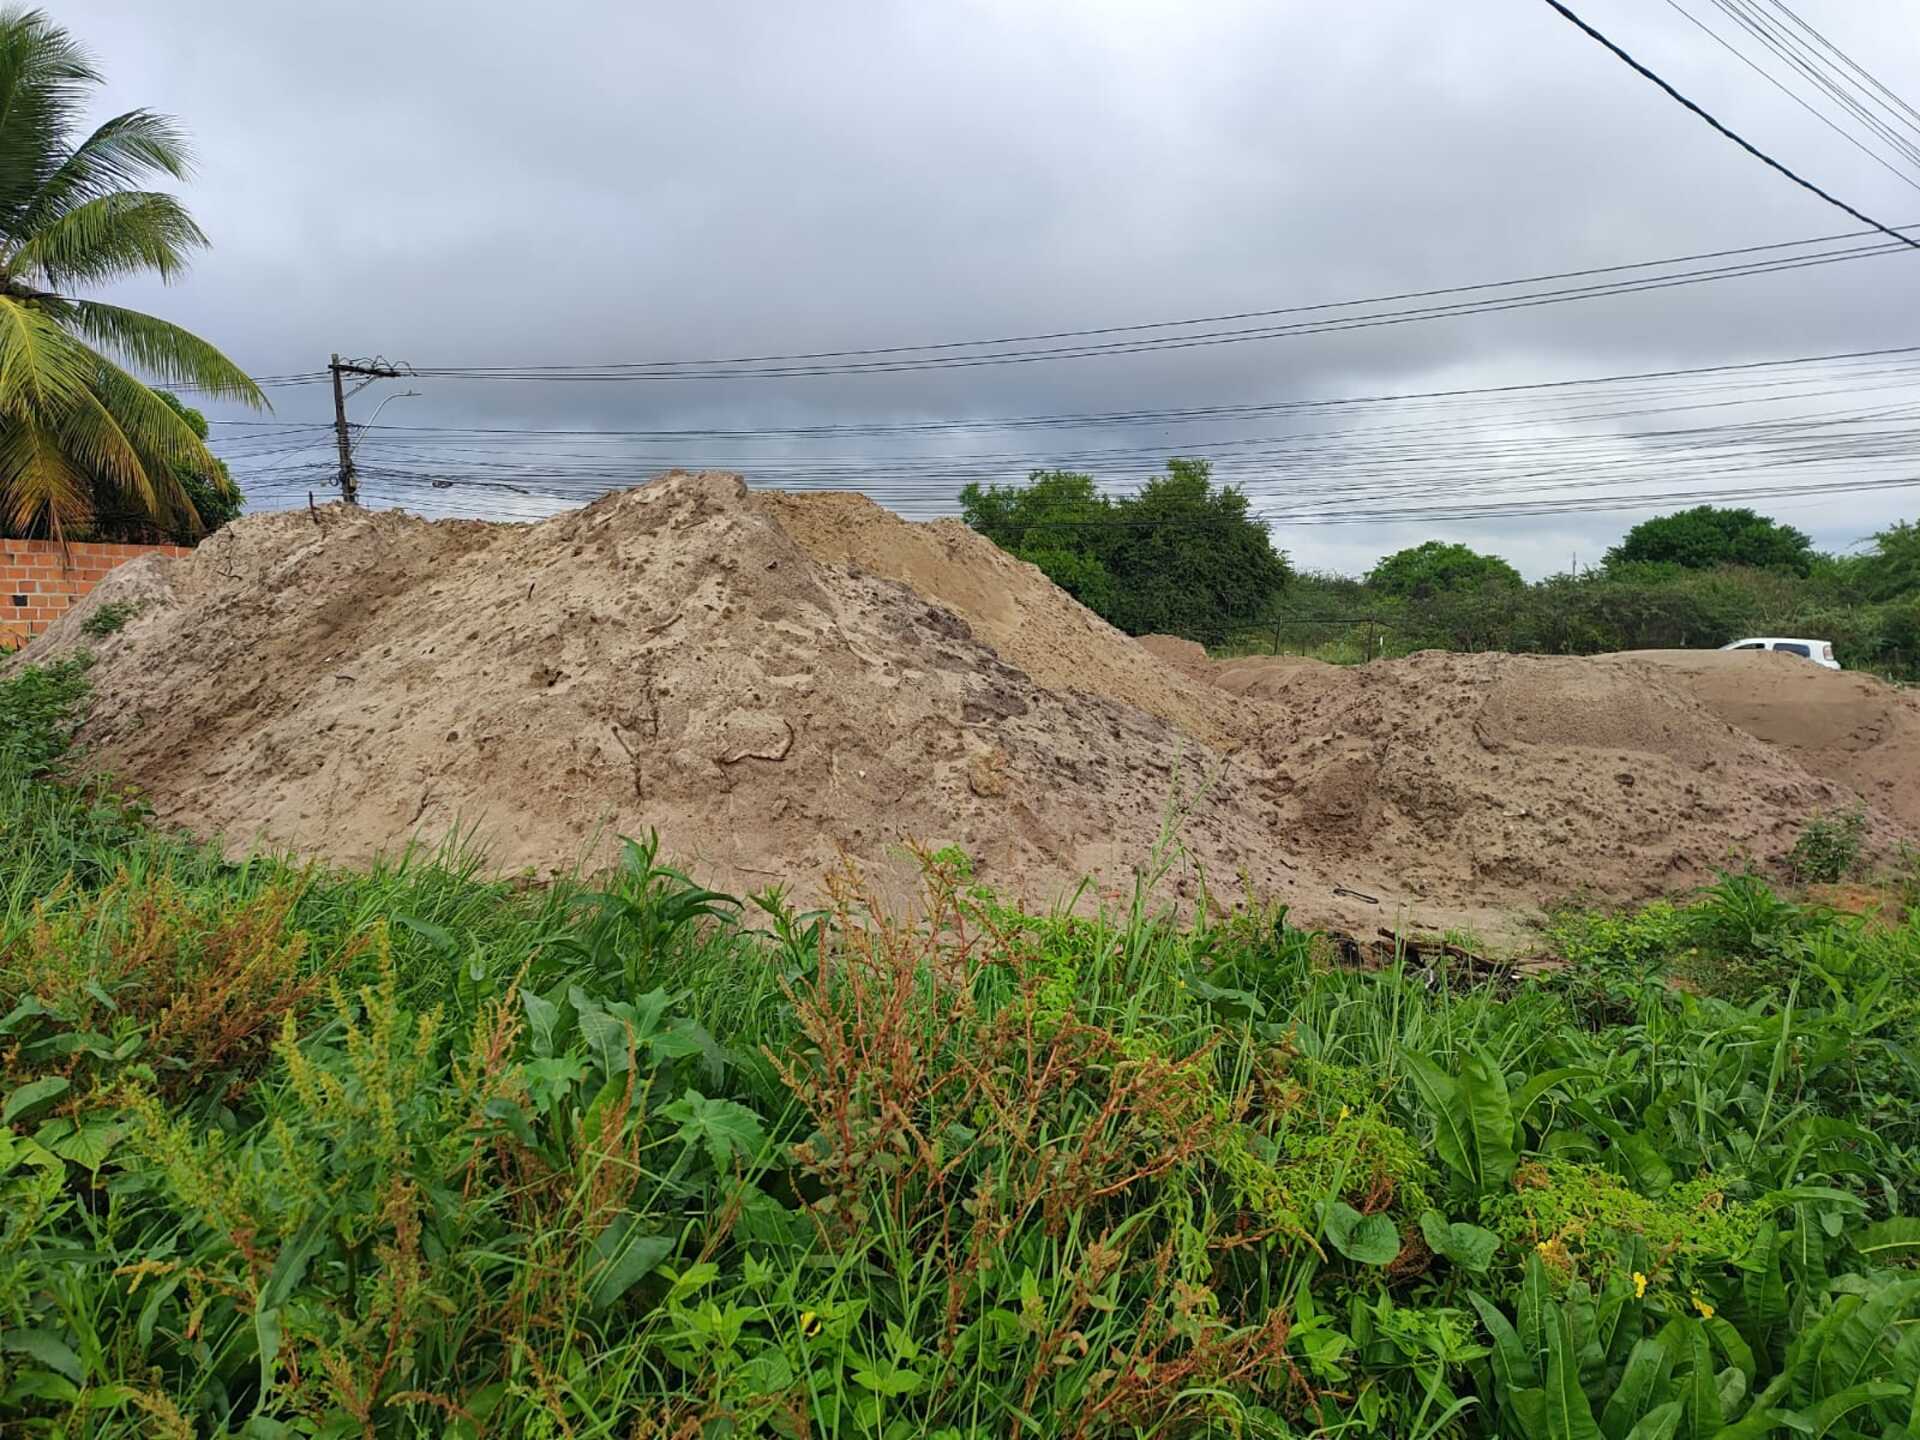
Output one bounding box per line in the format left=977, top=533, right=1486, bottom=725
left=1, top=539, right=190, bottom=648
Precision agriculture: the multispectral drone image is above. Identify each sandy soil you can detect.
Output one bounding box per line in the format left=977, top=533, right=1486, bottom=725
left=1614, top=649, right=1920, bottom=830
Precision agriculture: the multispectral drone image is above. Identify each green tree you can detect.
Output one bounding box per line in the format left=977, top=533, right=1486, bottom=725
left=961, top=458, right=1290, bottom=645
left=1855, top=519, right=1920, bottom=602
left=0, top=8, right=262, bottom=541
left=1366, top=540, right=1522, bottom=599
left=1603, top=505, right=1813, bottom=575
left=960, top=469, right=1118, bottom=614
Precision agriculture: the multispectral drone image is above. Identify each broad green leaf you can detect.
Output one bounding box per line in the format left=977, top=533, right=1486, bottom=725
left=0, top=997, right=55, bottom=1036
left=255, top=1304, right=282, bottom=1400
left=1470, top=1290, right=1538, bottom=1396
left=0, top=1329, right=83, bottom=1382
left=521, top=1056, right=589, bottom=1114
left=1739, top=1222, right=1789, bottom=1332
left=1421, top=1210, right=1500, bottom=1272
left=1776, top=1381, right=1908, bottom=1439
left=1326, top=1202, right=1401, bottom=1265
left=2, top=1075, right=68, bottom=1125
left=1512, top=1387, right=1552, bottom=1438
left=737, top=1349, right=795, bottom=1396
left=572, top=995, right=633, bottom=1078
left=1684, top=1324, right=1721, bottom=1440
left=1715, top=1366, right=1745, bottom=1419
left=1401, top=1048, right=1472, bottom=1187
left=1547, top=1306, right=1605, bottom=1440
left=49, top=1119, right=126, bottom=1170
left=1514, top=1067, right=1597, bottom=1125
left=520, top=990, right=560, bottom=1057
left=662, top=1089, right=766, bottom=1172
left=851, top=1361, right=924, bottom=1397
left=587, top=1215, right=672, bottom=1312
left=1622, top=1401, right=1684, bottom=1440
left=393, top=914, right=455, bottom=955
left=1787, top=1202, right=1829, bottom=1292
left=3, top=1370, right=79, bottom=1404
left=1460, top=1048, right=1518, bottom=1189
left=261, top=1220, right=329, bottom=1311
left=1603, top=1340, right=1676, bottom=1440
left=1704, top=1319, right=1754, bottom=1388
left=1819, top=1277, right=1920, bottom=1395
left=1520, top=1252, right=1553, bottom=1370
left=1572, top=1104, right=1673, bottom=1197
left=482, top=1097, right=538, bottom=1149
left=1855, top=1218, right=1920, bottom=1264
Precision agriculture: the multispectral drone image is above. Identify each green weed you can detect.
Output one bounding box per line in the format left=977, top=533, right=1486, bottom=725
left=79, top=600, right=142, bottom=638
left=1788, top=806, right=1868, bottom=884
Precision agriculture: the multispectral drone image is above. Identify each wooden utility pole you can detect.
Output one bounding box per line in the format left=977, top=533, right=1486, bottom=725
left=328, top=354, right=408, bottom=506
left=330, top=354, right=355, bottom=505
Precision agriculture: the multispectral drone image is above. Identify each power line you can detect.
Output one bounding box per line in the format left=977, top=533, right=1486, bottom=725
left=209, top=343, right=1920, bottom=444
left=1663, top=0, right=1920, bottom=192
left=1704, top=0, right=1920, bottom=172
left=1537, top=0, right=1920, bottom=250
left=383, top=228, right=1914, bottom=382
left=1760, top=0, right=1920, bottom=141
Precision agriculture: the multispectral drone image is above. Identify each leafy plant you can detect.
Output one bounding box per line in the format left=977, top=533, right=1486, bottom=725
left=1788, top=807, right=1867, bottom=885
left=78, top=598, right=139, bottom=637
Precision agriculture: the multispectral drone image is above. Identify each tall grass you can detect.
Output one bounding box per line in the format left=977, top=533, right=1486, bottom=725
left=3, top=658, right=1920, bottom=1436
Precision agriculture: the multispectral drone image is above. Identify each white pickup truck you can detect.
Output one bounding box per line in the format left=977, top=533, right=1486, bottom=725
left=1718, top=637, right=1841, bottom=670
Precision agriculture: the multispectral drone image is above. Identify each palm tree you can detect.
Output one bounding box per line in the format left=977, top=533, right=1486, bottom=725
left=0, top=7, right=263, bottom=541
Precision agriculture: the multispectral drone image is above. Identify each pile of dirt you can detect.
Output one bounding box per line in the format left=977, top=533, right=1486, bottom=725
left=1615, top=650, right=1920, bottom=830
left=18, top=473, right=1332, bottom=916
left=757, top=493, right=1247, bottom=747
left=1252, top=650, right=1907, bottom=904
left=15, top=473, right=1917, bottom=940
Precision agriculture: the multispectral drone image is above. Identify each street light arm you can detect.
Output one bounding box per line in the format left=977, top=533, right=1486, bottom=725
left=349, top=389, right=421, bottom=455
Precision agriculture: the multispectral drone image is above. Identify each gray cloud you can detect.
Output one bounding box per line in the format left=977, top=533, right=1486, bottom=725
left=60, top=0, right=1920, bottom=574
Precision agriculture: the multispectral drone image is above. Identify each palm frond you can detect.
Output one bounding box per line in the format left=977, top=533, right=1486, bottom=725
left=0, top=408, right=89, bottom=539
left=15, top=109, right=192, bottom=235
left=65, top=299, right=265, bottom=408
left=12, top=190, right=207, bottom=287
left=0, top=9, right=100, bottom=232
left=0, top=292, right=100, bottom=419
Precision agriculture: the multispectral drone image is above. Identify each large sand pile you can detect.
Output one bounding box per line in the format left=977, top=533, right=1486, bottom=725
left=18, top=474, right=1344, bottom=916
left=1616, top=650, right=1920, bottom=831
left=16, top=473, right=1916, bottom=937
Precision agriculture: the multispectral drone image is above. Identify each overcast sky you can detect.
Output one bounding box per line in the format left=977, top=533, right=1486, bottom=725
left=60, top=0, right=1920, bottom=577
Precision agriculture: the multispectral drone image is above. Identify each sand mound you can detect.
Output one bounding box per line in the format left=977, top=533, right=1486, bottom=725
left=1158, top=645, right=1910, bottom=911
left=758, top=494, right=1246, bottom=747
left=1616, top=650, right=1920, bottom=830
left=20, top=473, right=1322, bottom=915
left=15, top=475, right=1917, bottom=940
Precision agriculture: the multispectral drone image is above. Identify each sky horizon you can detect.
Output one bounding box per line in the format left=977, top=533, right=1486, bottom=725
left=58, top=0, right=1920, bottom=579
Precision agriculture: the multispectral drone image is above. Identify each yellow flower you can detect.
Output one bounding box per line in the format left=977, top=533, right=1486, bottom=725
left=1337, top=1106, right=1351, bottom=1122
left=800, top=1310, right=822, bottom=1336
left=1692, top=1295, right=1714, bottom=1319
left=1536, top=1241, right=1550, bottom=1254
left=1633, top=1272, right=1648, bottom=1299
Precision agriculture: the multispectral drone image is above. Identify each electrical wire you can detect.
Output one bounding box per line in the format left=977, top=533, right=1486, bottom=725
left=1536, top=0, right=1920, bottom=250
left=1663, top=0, right=1920, bottom=192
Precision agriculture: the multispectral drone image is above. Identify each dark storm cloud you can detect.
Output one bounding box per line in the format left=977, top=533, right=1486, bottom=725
left=59, top=0, right=1920, bottom=574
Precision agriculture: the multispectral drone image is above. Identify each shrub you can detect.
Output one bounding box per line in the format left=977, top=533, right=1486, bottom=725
left=1788, top=806, right=1867, bottom=884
